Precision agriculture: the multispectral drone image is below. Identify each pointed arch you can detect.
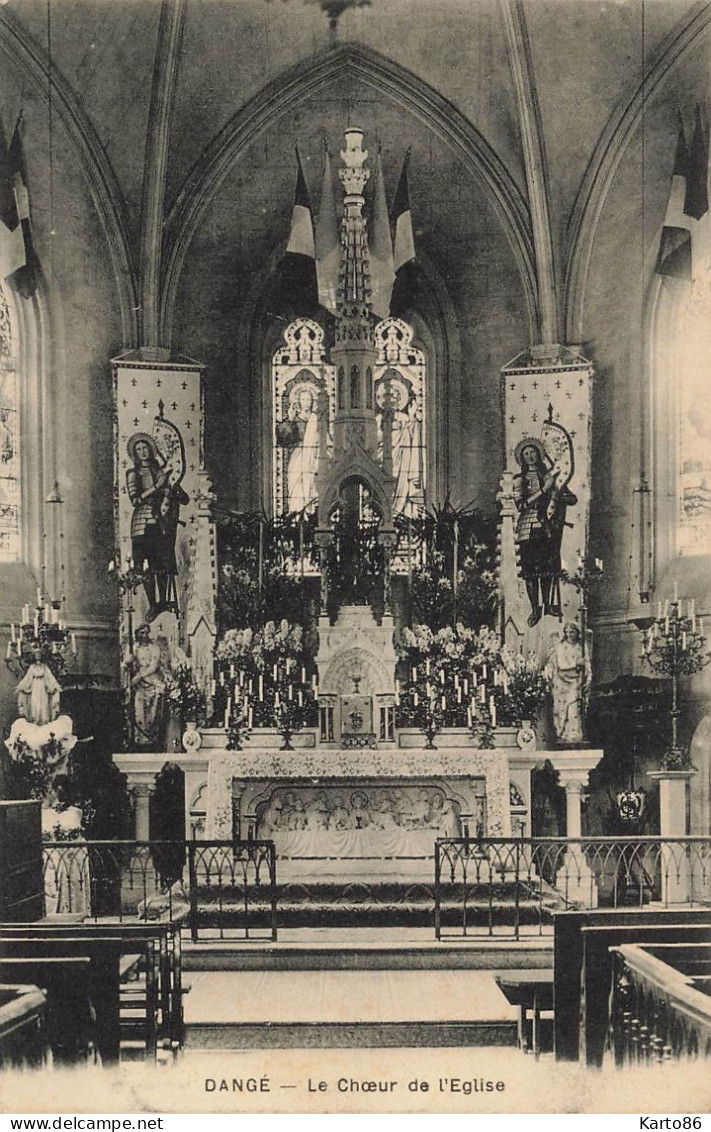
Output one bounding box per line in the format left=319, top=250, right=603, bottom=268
left=161, top=42, right=538, bottom=343
left=0, top=8, right=138, bottom=345
left=564, top=1, right=711, bottom=342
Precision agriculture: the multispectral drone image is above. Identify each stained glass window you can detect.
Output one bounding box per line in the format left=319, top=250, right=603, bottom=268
left=271, top=316, right=427, bottom=520
left=0, top=286, right=19, bottom=559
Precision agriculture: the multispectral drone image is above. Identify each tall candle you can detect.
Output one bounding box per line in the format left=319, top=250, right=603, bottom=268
left=258, top=674, right=264, bottom=700
left=491, top=702, right=497, bottom=728
left=412, top=667, right=418, bottom=683
left=248, top=707, right=253, bottom=728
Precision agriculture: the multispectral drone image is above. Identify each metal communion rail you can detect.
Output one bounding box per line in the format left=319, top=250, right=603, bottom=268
left=41, top=836, right=711, bottom=941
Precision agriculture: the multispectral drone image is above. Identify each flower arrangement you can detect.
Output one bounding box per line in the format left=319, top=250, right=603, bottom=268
left=214, top=619, right=317, bottom=744
left=397, top=623, right=550, bottom=743
left=164, top=658, right=206, bottom=726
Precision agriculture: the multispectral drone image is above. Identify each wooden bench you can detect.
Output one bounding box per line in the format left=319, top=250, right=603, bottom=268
left=1, top=921, right=183, bottom=1055
left=495, top=970, right=554, bottom=1059
left=553, top=909, right=711, bottom=1064
left=0, top=957, right=94, bottom=1064
left=0, top=983, right=48, bottom=1068
left=0, top=936, right=125, bottom=1063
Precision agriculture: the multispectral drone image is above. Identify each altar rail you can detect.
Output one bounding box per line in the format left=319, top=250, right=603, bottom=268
left=42, top=840, right=277, bottom=942
left=42, top=836, right=711, bottom=941
left=434, top=837, right=711, bottom=939
left=607, top=943, right=711, bottom=1063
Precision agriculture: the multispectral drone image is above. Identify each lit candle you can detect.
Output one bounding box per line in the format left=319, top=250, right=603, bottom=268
left=413, top=691, right=419, bottom=707
left=248, top=707, right=253, bottom=728
left=273, top=664, right=278, bottom=681
left=298, top=690, right=303, bottom=708
left=412, top=667, right=418, bottom=683
left=301, top=666, right=306, bottom=684
left=482, top=665, right=488, bottom=681
left=457, top=686, right=462, bottom=704
left=491, top=702, right=497, bottom=728
left=439, top=669, right=445, bottom=685
left=425, top=659, right=431, bottom=676
left=682, top=632, right=687, bottom=651
left=441, top=695, right=446, bottom=711
left=71, top=632, right=76, bottom=654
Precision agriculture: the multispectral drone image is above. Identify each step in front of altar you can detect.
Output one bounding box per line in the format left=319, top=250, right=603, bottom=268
left=193, top=876, right=562, bottom=931
left=183, top=969, right=519, bottom=1050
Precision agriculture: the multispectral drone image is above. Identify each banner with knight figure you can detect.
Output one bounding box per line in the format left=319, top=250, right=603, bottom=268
left=112, top=353, right=210, bottom=743
left=498, top=348, right=595, bottom=725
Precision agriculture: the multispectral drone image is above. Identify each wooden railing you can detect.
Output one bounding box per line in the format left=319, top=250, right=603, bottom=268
left=608, top=943, right=711, bottom=1063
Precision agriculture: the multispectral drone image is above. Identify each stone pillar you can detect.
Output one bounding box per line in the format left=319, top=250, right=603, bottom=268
left=132, top=780, right=153, bottom=841
left=564, top=780, right=584, bottom=839
left=558, top=769, right=597, bottom=908
left=648, top=769, right=696, bottom=904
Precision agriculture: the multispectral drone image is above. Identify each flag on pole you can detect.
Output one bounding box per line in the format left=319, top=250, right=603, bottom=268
left=0, top=112, right=26, bottom=284
left=684, top=103, right=709, bottom=223
left=369, top=147, right=395, bottom=319
left=656, top=107, right=709, bottom=282
left=314, top=147, right=340, bottom=314
left=391, top=147, right=415, bottom=273
left=286, top=147, right=315, bottom=260
left=6, top=120, right=37, bottom=299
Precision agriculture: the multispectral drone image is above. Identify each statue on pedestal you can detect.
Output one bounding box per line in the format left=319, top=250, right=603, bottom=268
left=124, top=623, right=166, bottom=748
left=513, top=436, right=577, bottom=626
left=15, top=647, right=61, bottom=725
left=546, top=622, right=591, bottom=745
left=126, top=429, right=189, bottom=623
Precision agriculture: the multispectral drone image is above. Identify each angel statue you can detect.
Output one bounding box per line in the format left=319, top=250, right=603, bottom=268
left=126, top=406, right=189, bottom=622
left=545, top=622, right=592, bottom=745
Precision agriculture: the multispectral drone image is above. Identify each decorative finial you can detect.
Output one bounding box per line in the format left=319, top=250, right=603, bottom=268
left=157, top=398, right=165, bottom=420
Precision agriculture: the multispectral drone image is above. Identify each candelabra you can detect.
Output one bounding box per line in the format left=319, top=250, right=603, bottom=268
left=641, top=595, right=710, bottom=768
left=5, top=588, right=76, bottom=680
left=213, top=657, right=317, bottom=750
left=397, top=658, right=503, bottom=750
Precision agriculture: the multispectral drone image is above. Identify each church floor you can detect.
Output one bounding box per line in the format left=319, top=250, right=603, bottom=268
left=183, top=968, right=521, bottom=1049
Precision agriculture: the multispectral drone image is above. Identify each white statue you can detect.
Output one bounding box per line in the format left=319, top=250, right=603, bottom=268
left=545, top=622, right=591, bottom=745
left=15, top=648, right=61, bottom=725
left=124, top=623, right=166, bottom=747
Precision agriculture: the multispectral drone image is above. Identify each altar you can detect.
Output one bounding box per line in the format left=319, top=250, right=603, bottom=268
left=110, top=125, right=604, bottom=894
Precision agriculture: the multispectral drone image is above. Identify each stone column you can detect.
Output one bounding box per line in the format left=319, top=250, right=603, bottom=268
left=132, top=781, right=153, bottom=841
left=648, top=769, right=696, bottom=904
left=564, top=780, right=584, bottom=839
left=558, top=770, right=597, bottom=907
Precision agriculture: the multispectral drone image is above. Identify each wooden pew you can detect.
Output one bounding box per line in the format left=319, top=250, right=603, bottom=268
left=0, top=937, right=124, bottom=1063
left=0, top=957, right=93, bottom=1064
left=0, top=983, right=48, bottom=1069
left=1, top=922, right=182, bottom=1055
left=495, top=970, right=554, bottom=1058
left=553, top=908, right=711, bottom=1064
